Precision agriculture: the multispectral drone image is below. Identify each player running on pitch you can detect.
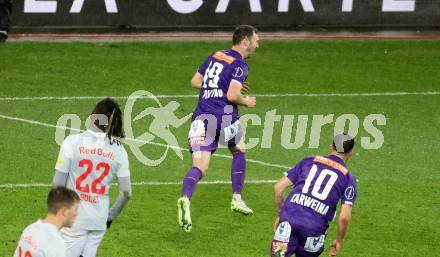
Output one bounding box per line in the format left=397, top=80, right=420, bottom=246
left=53, top=98, right=132, bottom=257
left=14, top=187, right=79, bottom=257
left=271, top=134, right=357, bottom=257
left=177, top=25, right=260, bottom=232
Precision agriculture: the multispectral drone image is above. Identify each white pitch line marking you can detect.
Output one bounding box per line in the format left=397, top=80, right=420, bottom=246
left=0, top=180, right=278, bottom=189
left=0, top=114, right=291, bottom=170
left=0, top=91, right=439, bottom=101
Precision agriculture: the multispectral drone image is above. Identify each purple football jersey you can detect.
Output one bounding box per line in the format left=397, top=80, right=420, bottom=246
left=193, top=49, right=248, bottom=122
left=280, top=155, right=357, bottom=232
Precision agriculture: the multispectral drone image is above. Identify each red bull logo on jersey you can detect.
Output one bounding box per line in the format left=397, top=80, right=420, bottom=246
left=79, top=147, right=115, bottom=161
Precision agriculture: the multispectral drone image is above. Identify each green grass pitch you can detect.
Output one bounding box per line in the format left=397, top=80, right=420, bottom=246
left=0, top=40, right=439, bottom=256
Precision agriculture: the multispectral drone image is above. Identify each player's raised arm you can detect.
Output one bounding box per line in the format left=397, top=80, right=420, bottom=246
left=328, top=204, right=352, bottom=256
left=227, top=80, right=256, bottom=108
left=190, top=72, right=204, bottom=89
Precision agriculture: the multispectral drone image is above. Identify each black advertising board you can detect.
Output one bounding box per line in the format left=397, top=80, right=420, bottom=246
left=11, top=0, right=440, bottom=31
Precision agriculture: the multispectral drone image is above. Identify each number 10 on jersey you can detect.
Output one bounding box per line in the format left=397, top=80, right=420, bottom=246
left=302, top=164, right=338, bottom=201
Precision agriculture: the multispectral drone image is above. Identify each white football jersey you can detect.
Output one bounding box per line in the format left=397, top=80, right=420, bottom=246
left=55, top=130, right=130, bottom=231
left=14, top=220, right=65, bottom=257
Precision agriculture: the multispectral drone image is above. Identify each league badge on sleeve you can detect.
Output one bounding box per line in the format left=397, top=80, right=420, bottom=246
left=232, top=66, right=244, bottom=78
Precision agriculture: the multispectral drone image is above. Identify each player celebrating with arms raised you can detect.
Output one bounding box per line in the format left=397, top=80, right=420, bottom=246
left=14, top=187, right=79, bottom=257
left=271, top=134, right=357, bottom=257
left=53, top=98, right=132, bottom=257
left=178, top=25, right=260, bottom=232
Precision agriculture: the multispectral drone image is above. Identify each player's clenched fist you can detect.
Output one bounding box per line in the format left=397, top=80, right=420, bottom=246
left=328, top=240, right=341, bottom=256
left=245, top=96, right=256, bottom=108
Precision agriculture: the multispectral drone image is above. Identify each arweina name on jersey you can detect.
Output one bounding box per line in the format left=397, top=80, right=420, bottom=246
left=289, top=193, right=330, bottom=216
left=79, top=147, right=115, bottom=161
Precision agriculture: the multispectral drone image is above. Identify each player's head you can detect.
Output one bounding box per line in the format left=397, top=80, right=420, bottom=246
left=91, top=97, right=125, bottom=141
left=232, top=25, right=259, bottom=58
left=330, top=133, right=355, bottom=158
left=47, top=187, right=79, bottom=228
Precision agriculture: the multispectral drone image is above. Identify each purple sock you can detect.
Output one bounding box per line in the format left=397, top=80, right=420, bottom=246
left=231, top=152, right=246, bottom=194
left=181, top=167, right=203, bottom=199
